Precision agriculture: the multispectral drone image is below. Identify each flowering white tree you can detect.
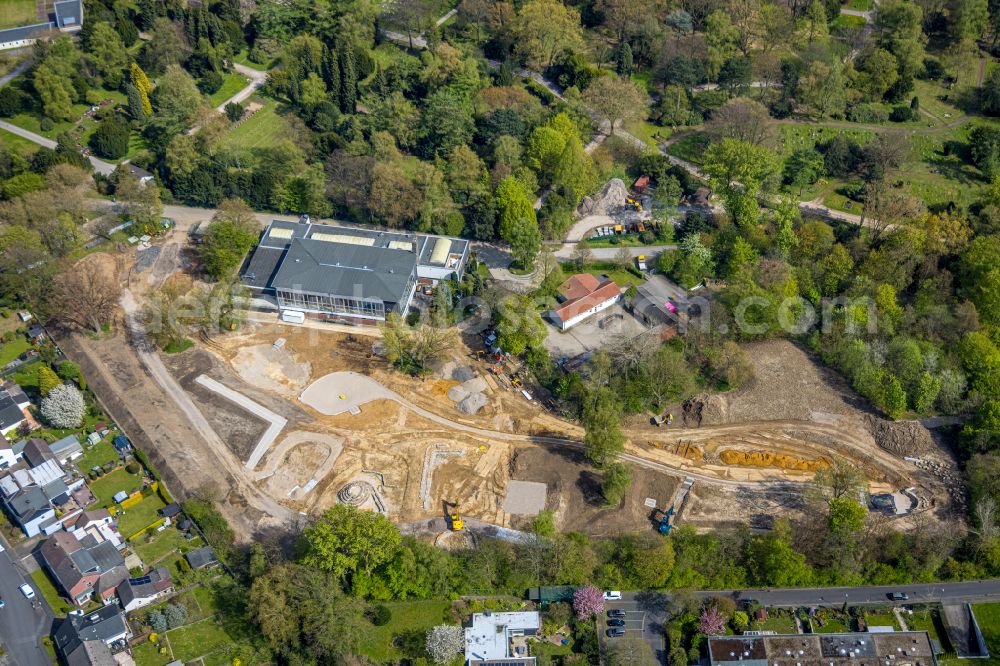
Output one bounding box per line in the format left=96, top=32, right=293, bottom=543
left=426, top=625, right=464, bottom=664
left=40, top=383, right=85, bottom=428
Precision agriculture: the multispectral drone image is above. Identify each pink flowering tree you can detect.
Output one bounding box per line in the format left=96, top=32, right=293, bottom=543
left=573, top=585, right=604, bottom=619
left=698, top=605, right=727, bottom=635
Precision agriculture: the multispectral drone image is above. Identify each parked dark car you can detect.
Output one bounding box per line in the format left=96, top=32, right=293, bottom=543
left=608, top=610, right=627, bottom=618
left=607, top=619, right=626, bottom=627
left=606, top=627, right=625, bottom=637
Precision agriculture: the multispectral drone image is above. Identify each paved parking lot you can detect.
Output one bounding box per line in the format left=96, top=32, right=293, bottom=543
left=602, top=596, right=667, bottom=664
left=542, top=304, right=649, bottom=360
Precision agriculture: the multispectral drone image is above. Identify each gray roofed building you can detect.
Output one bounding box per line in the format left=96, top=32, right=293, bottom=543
left=0, top=391, right=27, bottom=435
left=706, top=632, right=938, bottom=666
left=271, top=237, right=417, bottom=306
left=0, top=23, right=57, bottom=49
left=7, top=486, right=55, bottom=536
left=185, top=546, right=218, bottom=569
left=241, top=219, right=468, bottom=325
left=53, top=605, right=130, bottom=666
left=50, top=434, right=83, bottom=463
left=23, top=438, right=54, bottom=468
left=41, top=531, right=127, bottom=606
left=119, top=567, right=174, bottom=611
left=53, top=0, right=84, bottom=28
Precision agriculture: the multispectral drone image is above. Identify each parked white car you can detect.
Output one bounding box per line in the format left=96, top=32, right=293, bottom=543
left=603, top=591, right=622, bottom=600
left=19, top=584, right=34, bottom=599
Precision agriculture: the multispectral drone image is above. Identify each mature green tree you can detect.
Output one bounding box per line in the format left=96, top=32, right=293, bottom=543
left=495, top=294, right=547, bottom=355
left=959, top=235, right=1000, bottom=325
left=89, top=115, right=130, bottom=159
left=583, top=386, right=626, bottom=466
left=496, top=176, right=541, bottom=267
left=153, top=65, right=203, bottom=127
left=746, top=520, right=813, bottom=586
left=33, top=64, right=76, bottom=121
left=143, top=17, right=190, bottom=74
left=602, top=462, right=632, bottom=506
left=512, top=0, right=586, bottom=68
left=702, top=138, right=780, bottom=228
left=582, top=75, right=649, bottom=132
left=200, top=198, right=261, bottom=279
left=302, top=504, right=402, bottom=588
left=420, top=88, right=475, bottom=158
left=86, top=22, right=129, bottom=88
left=608, top=638, right=658, bottom=666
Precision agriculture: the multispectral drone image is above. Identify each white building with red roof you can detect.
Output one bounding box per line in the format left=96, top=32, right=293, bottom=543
left=548, top=274, right=623, bottom=331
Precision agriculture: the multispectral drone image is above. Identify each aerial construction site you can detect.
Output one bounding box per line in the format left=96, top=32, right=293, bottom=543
left=57, top=240, right=964, bottom=545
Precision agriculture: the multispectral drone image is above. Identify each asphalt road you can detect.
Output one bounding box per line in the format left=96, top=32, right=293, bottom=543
left=700, top=581, right=1000, bottom=607
left=0, top=536, right=53, bottom=666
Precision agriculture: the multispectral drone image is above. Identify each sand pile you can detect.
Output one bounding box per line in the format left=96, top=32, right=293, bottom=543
left=719, top=449, right=830, bottom=471
left=578, top=178, right=629, bottom=216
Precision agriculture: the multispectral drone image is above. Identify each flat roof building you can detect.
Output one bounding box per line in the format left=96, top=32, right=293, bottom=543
left=464, top=611, right=540, bottom=666
left=707, top=632, right=938, bottom=666
left=240, top=219, right=469, bottom=326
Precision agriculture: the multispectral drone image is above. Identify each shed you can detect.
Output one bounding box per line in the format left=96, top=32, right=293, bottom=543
left=112, top=491, right=129, bottom=504
left=184, top=546, right=218, bottom=570
left=527, top=586, right=577, bottom=605
left=112, top=436, right=131, bottom=454
left=27, top=324, right=46, bottom=342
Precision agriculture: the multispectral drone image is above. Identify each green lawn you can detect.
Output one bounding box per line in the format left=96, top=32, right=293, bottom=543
left=132, top=527, right=202, bottom=567
left=7, top=103, right=90, bottom=139
left=31, top=569, right=71, bottom=616
left=972, top=603, right=1000, bottom=662
left=208, top=71, right=249, bottom=107
left=117, top=493, right=168, bottom=539
left=165, top=617, right=237, bottom=663
left=0, top=0, right=38, bottom=30
left=359, top=600, right=453, bottom=663
left=233, top=49, right=274, bottom=71
left=133, top=640, right=172, bottom=666
left=219, top=96, right=292, bottom=151
left=88, top=467, right=145, bottom=506
left=571, top=262, right=647, bottom=289
left=75, top=438, right=119, bottom=475
left=843, top=0, right=872, bottom=9
left=665, top=132, right=710, bottom=166
left=865, top=610, right=900, bottom=629
left=0, top=336, right=30, bottom=366
left=813, top=617, right=851, bottom=633
left=833, top=13, right=867, bottom=29
left=0, top=128, right=40, bottom=157
left=759, top=613, right=798, bottom=634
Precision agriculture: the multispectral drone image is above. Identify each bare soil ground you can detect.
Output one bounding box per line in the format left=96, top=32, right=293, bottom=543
left=58, top=242, right=963, bottom=542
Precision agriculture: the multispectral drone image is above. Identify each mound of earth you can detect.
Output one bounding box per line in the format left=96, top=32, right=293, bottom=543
left=232, top=343, right=311, bottom=395
left=719, top=449, right=830, bottom=471
left=457, top=392, right=489, bottom=415
left=682, top=393, right=729, bottom=426
left=452, top=365, right=476, bottom=382
left=864, top=415, right=935, bottom=456
left=578, top=178, right=629, bottom=216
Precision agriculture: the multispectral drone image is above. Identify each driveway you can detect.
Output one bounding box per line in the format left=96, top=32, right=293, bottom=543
left=542, top=303, right=649, bottom=361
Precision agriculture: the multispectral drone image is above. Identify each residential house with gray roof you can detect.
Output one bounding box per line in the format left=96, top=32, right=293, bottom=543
left=41, top=531, right=128, bottom=606
left=53, top=604, right=130, bottom=666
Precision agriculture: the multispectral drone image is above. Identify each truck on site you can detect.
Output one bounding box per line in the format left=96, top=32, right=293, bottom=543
left=636, top=255, right=647, bottom=271
left=447, top=499, right=464, bottom=531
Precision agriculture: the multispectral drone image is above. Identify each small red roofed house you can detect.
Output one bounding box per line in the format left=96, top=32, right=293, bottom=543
left=549, top=274, right=623, bottom=331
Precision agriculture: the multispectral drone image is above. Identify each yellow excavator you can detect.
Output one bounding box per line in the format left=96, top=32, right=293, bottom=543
left=447, top=498, right=464, bottom=531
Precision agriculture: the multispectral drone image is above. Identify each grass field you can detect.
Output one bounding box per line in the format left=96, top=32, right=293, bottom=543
left=219, top=96, right=292, bottom=151
left=759, top=613, right=798, bottom=634
left=31, top=569, right=71, bottom=616
left=359, top=599, right=452, bottom=663
left=0, top=127, right=40, bottom=156
left=74, top=438, right=119, bottom=475
left=208, top=71, right=249, bottom=107
left=972, top=603, right=1000, bottom=663
left=833, top=13, right=868, bottom=29
left=843, top=0, right=872, bottom=9
left=7, top=103, right=90, bottom=139
left=665, top=132, right=710, bottom=166
left=576, top=262, right=646, bottom=289
left=132, top=527, right=202, bottom=567
left=165, top=618, right=237, bottom=663
left=0, top=336, right=30, bottom=366
left=117, top=493, right=168, bottom=538
left=88, top=467, right=144, bottom=506
left=813, top=617, right=851, bottom=633
left=0, top=0, right=38, bottom=30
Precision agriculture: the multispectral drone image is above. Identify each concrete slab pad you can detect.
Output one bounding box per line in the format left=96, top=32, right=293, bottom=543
left=504, top=480, right=548, bottom=515
left=300, top=371, right=393, bottom=415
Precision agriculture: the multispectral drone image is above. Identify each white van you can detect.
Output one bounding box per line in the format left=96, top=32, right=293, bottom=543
left=280, top=310, right=305, bottom=324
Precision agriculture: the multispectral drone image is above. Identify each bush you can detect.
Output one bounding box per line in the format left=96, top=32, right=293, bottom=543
left=164, top=603, right=188, bottom=629
left=224, top=102, right=244, bottom=122
left=56, top=360, right=81, bottom=382
left=39, top=118, right=54, bottom=132
left=0, top=87, right=25, bottom=117
left=89, top=116, right=130, bottom=159
left=148, top=610, right=167, bottom=632
left=197, top=70, right=224, bottom=95
left=125, top=462, right=140, bottom=474
left=889, top=105, right=915, bottom=122
left=847, top=103, right=888, bottom=123
left=371, top=605, right=392, bottom=626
